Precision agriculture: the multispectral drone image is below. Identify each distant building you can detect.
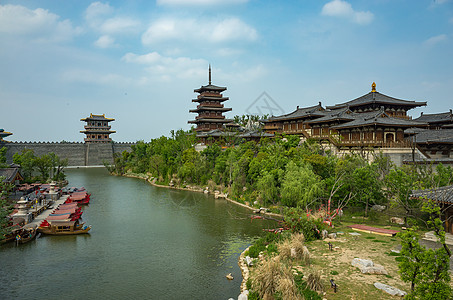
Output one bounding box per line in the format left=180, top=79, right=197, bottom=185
left=0, top=129, right=12, bottom=142
left=263, top=82, right=427, bottom=148
left=188, top=66, right=233, bottom=132
left=80, top=114, right=116, bottom=143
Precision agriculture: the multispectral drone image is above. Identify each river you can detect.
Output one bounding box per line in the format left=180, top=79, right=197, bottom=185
left=0, top=168, right=272, bottom=299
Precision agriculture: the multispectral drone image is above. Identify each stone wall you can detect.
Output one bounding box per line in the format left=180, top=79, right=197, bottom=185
left=1, top=141, right=134, bottom=167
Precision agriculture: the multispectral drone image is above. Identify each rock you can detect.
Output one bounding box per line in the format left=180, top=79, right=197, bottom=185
left=352, top=258, right=388, bottom=275
left=352, top=258, right=374, bottom=268
left=374, top=282, right=407, bottom=297
left=349, top=232, right=361, bottom=236
left=245, top=256, right=253, bottom=266
left=371, top=205, right=386, bottom=212
left=290, top=248, right=297, bottom=258
left=321, top=229, right=328, bottom=239
left=226, top=273, right=234, bottom=280
left=253, top=201, right=258, bottom=205
left=203, top=189, right=209, bottom=194
left=390, top=217, right=404, bottom=225
left=391, top=249, right=400, bottom=254
left=238, top=290, right=249, bottom=300
left=303, top=246, right=310, bottom=256
left=328, top=233, right=337, bottom=239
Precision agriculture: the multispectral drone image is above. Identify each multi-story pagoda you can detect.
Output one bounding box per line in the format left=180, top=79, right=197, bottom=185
left=188, top=66, right=233, bottom=132
left=80, top=114, right=116, bottom=143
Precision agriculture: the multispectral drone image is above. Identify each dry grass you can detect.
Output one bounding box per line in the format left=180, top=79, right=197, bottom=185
left=306, top=269, right=324, bottom=292
left=252, top=256, right=301, bottom=299
left=278, top=233, right=310, bottom=265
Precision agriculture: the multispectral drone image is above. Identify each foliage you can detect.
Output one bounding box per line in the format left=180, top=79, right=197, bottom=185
left=12, top=149, right=67, bottom=183
left=0, top=147, right=7, bottom=168
left=398, top=200, right=452, bottom=299
left=283, top=208, right=325, bottom=241
left=0, top=176, right=13, bottom=237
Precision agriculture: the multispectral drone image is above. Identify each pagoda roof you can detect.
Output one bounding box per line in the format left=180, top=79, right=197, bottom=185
left=194, top=84, right=227, bottom=93
left=264, top=103, right=326, bottom=122
left=305, top=107, right=355, bottom=124
left=414, top=110, right=453, bottom=124
left=331, top=109, right=428, bottom=130
left=80, top=114, right=115, bottom=122
left=189, top=107, right=232, bottom=113
left=188, top=118, right=233, bottom=124
left=326, top=84, right=426, bottom=110
left=192, top=96, right=229, bottom=103
left=410, top=129, right=453, bottom=145
left=80, top=130, right=116, bottom=134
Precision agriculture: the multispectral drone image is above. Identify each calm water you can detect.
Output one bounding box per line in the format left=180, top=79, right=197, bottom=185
left=0, top=168, right=271, bottom=299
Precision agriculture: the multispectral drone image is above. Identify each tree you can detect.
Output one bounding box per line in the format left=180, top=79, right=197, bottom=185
left=281, top=161, right=324, bottom=208
left=12, top=149, right=36, bottom=182
left=49, top=152, right=68, bottom=181
left=256, top=171, right=278, bottom=206
left=0, top=147, right=7, bottom=168
left=0, top=176, right=13, bottom=237
left=398, top=200, right=452, bottom=299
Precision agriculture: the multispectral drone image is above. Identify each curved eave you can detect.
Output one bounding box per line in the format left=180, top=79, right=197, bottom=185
left=80, top=130, right=116, bottom=134
left=80, top=118, right=115, bottom=122
left=188, top=119, right=233, bottom=124
left=192, top=97, right=229, bottom=103
left=194, top=85, right=227, bottom=93
left=189, top=107, right=232, bottom=113
left=332, top=122, right=427, bottom=130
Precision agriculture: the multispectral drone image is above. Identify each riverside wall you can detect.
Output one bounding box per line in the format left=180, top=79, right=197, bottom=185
left=2, top=141, right=135, bottom=166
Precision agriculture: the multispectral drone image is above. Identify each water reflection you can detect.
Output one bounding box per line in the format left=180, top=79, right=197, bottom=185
left=0, top=168, right=271, bottom=299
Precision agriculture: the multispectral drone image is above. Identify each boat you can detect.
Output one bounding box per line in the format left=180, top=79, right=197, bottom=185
left=1, top=226, right=22, bottom=245
left=38, top=220, right=91, bottom=235
left=16, top=226, right=38, bottom=244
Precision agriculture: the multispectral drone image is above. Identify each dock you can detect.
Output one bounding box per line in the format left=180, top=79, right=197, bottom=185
left=23, top=195, right=70, bottom=229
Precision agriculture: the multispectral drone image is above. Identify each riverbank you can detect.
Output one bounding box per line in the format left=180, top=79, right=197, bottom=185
left=119, top=171, right=283, bottom=218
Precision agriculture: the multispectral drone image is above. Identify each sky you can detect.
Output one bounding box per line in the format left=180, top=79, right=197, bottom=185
left=0, top=0, right=452, bottom=142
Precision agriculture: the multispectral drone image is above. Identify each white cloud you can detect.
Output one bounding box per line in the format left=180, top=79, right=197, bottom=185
left=94, top=35, right=116, bottom=48
left=321, top=0, right=374, bottom=25
left=424, top=34, right=448, bottom=46
left=85, top=2, right=113, bottom=23
left=0, top=4, right=81, bottom=41
left=122, top=52, right=208, bottom=81
left=157, top=0, right=248, bottom=5
left=142, top=17, right=257, bottom=45
left=85, top=2, right=140, bottom=36
left=61, top=69, right=130, bottom=86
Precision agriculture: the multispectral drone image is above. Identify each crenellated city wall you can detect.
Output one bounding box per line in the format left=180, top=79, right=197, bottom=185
left=1, top=141, right=135, bottom=166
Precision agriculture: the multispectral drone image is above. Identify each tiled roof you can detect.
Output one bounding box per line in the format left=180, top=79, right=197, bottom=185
left=305, top=107, right=355, bottom=124
left=326, top=91, right=426, bottom=110
left=411, top=129, right=453, bottom=144
left=80, top=114, right=115, bottom=122
left=194, top=84, right=227, bottom=93
left=264, top=104, right=326, bottom=122
left=411, top=185, right=453, bottom=204
left=0, top=168, right=23, bottom=183
left=414, top=111, right=453, bottom=123
left=331, top=110, right=427, bottom=129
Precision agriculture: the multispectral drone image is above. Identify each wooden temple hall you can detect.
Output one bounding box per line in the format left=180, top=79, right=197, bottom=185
left=262, top=82, right=453, bottom=163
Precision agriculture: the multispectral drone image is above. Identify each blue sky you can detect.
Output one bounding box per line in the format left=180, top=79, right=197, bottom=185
left=1, top=0, right=452, bottom=142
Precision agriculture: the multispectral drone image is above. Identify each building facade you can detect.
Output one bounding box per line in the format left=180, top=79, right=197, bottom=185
left=80, top=114, right=116, bottom=143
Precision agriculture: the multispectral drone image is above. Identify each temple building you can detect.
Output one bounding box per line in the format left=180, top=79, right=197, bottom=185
left=188, top=66, right=233, bottom=132
left=80, top=114, right=116, bottom=143
left=263, top=83, right=428, bottom=149
left=0, top=129, right=12, bottom=142
left=414, top=110, right=453, bottom=129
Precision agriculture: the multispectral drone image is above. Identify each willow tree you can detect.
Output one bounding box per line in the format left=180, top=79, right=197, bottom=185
left=280, top=161, right=324, bottom=208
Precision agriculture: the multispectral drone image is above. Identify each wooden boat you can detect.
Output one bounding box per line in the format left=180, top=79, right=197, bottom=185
left=38, top=220, right=91, bottom=235
left=17, top=227, right=37, bottom=244
left=1, top=226, right=21, bottom=244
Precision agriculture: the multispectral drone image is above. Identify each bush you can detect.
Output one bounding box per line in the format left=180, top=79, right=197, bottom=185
left=284, top=209, right=325, bottom=241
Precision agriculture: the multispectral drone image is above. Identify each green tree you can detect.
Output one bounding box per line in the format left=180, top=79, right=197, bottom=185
left=0, top=176, right=13, bottom=237
left=48, top=152, right=68, bottom=181
left=398, top=200, right=452, bottom=299
left=281, top=161, right=324, bottom=208
left=34, top=153, right=52, bottom=182
left=0, top=147, right=7, bottom=168
left=256, top=171, right=278, bottom=206
left=13, top=149, right=36, bottom=182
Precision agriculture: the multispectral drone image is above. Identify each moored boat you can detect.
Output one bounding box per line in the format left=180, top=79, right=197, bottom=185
left=16, top=226, right=38, bottom=244
left=38, top=220, right=91, bottom=235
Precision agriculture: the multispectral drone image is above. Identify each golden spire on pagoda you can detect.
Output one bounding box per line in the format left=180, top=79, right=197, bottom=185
left=371, top=82, right=376, bottom=92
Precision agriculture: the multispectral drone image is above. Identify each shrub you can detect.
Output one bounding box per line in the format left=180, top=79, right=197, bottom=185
left=306, top=270, right=324, bottom=292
